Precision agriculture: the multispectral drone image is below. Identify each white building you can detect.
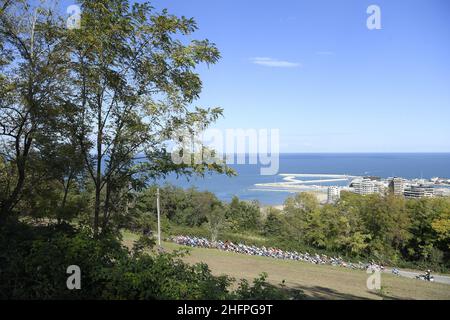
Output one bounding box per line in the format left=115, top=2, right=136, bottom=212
left=390, top=177, right=406, bottom=196
left=351, top=178, right=385, bottom=196
left=327, top=186, right=341, bottom=203
left=404, top=184, right=435, bottom=199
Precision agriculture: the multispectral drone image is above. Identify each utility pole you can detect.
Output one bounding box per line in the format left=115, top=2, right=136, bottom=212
left=156, top=188, right=161, bottom=247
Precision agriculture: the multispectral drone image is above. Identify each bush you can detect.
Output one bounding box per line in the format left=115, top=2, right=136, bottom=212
left=236, top=273, right=305, bottom=300
left=0, top=222, right=125, bottom=299
left=0, top=222, right=304, bottom=300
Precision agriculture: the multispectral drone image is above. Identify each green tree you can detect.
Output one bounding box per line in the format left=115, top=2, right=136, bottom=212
left=205, top=205, right=226, bottom=242
left=60, top=0, right=234, bottom=235
left=263, top=207, right=285, bottom=237
left=282, top=192, right=321, bottom=247
left=334, top=192, right=371, bottom=255
left=360, top=194, right=411, bottom=259
left=407, top=197, right=449, bottom=264
left=226, top=196, right=261, bottom=231
left=0, top=0, right=69, bottom=221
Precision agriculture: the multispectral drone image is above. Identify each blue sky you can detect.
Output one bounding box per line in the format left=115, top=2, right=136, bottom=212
left=68, top=0, right=450, bottom=152
left=148, top=0, right=450, bottom=153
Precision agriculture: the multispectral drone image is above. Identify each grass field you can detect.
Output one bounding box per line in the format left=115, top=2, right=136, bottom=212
left=122, top=232, right=450, bottom=300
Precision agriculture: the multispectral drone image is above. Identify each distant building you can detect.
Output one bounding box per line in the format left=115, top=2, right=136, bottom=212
left=327, top=187, right=340, bottom=203
left=364, top=176, right=381, bottom=181
left=389, top=177, right=406, bottom=196
left=404, top=184, right=435, bottom=199
left=351, top=178, right=380, bottom=195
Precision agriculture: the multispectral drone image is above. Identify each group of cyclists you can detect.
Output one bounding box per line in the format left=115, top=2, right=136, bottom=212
left=170, top=235, right=435, bottom=282
left=171, top=235, right=382, bottom=270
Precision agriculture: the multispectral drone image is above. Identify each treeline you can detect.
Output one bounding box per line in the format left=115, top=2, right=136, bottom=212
left=127, top=185, right=450, bottom=271
left=127, top=185, right=261, bottom=239
left=276, top=192, right=449, bottom=270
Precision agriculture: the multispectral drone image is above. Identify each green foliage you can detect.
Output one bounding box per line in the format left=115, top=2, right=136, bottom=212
left=226, top=196, right=261, bottom=232
left=0, top=0, right=448, bottom=298
left=132, top=235, right=157, bottom=255
left=0, top=221, right=302, bottom=300
left=0, top=222, right=123, bottom=299
left=262, top=208, right=285, bottom=237
left=130, top=185, right=222, bottom=229
left=0, top=0, right=234, bottom=233
left=205, top=206, right=227, bottom=241
left=406, top=197, right=450, bottom=261
left=235, top=272, right=305, bottom=300
left=101, top=253, right=234, bottom=300
left=282, top=193, right=323, bottom=248
left=130, top=186, right=450, bottom=271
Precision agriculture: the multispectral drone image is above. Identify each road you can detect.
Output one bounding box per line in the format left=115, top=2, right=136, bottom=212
left=384, top=268, right=450, bottom=285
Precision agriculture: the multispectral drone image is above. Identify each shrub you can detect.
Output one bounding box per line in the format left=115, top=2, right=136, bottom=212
left=0, top=222, right=304, bottom=300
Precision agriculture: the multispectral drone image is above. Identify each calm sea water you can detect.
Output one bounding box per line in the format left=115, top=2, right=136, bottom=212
left=160, top=153, right=450, bottom=205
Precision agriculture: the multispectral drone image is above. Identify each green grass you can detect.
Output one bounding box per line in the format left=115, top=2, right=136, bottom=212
left=122, top=231, right=450, bottom=300
left=164, top=242, right=450, bottom=300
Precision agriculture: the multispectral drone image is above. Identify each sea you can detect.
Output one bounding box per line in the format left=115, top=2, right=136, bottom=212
left=159, top=153, right=450, bottom=205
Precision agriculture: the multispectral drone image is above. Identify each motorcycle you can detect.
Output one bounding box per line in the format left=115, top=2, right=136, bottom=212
left=416, top=274, right=434, bottom=282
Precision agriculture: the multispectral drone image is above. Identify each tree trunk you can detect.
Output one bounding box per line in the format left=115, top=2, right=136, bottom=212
left=94, top=101, right=103, bottom=237
left=58, top=174, right=72, bottom=224
left=0, top=165, right=25, bottom=222
left=102, top=181, right=111, bottom=233
left=94, top=185, right=101, bottom=236
left=0, top=135, right=32, bottom=222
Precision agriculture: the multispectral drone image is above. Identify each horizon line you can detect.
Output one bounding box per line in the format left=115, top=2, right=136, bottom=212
left=229, top=152, right=450, bottom=155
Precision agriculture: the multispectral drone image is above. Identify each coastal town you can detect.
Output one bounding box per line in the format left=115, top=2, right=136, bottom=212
left=328, top=176, right=450, bottom=203
left=254, top=174, right=450, bottom=204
